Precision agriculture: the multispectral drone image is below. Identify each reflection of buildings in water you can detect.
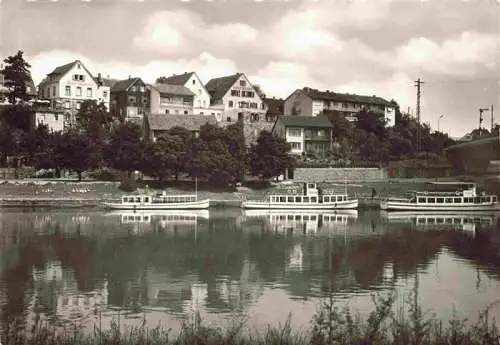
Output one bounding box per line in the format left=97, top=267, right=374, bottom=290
left=381, top=211, right=499, bottom=237
left=288, top=243, right=303, bottom=271
left=27, top=260, right=108, bottom=328
left=146, top=260, right=264, bottom=314
left=243, top=209, right=358, bottom=235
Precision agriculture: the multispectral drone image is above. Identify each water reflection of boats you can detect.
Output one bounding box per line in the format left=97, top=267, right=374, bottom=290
left=243, top=209, right=358, bottom=234
left=106, top=209, right=210, bottom=224
left=380, top=210, right=499, bottom=235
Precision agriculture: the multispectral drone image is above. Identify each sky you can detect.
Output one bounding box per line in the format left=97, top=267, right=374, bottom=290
left=1, top=0, right=499, bottom=137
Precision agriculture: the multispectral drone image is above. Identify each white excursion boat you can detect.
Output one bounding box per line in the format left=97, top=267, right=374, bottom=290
left=380, top=182, right=500, bottom=211
left=241, top=182, right=358, bottom=210
left=103, top=182, right=210, bottom=210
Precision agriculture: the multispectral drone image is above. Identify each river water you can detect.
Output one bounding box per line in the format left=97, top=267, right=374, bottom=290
left=0, top=208, right=499, bottom=335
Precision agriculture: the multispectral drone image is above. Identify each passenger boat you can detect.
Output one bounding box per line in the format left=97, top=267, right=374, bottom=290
left=380, top=182, right=500, bottom=211
left=241, top=182, right=358, bottom=209
left=103, top=179, right=210, bottom=210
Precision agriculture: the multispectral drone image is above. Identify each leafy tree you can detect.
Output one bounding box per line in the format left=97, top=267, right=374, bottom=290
left=58, top=129, right=99, bottom=180
left=222, top=122, right=247, bottom=181
left=0, top=105, right=33, bottom=132
left=248, top=130, right=294, bottom=181
left=355, top=109, right=387, bottom=141
left=1, top=51, right=32, bottom=104
left=76, top=99, right=116, bottom=138
left=0, top=120, right=17, bottom=166
left=18, top=125, right=51, bottom=166
left=33, top=131, right=65, bottom=177
left=105, top=122, right=144, bottom=177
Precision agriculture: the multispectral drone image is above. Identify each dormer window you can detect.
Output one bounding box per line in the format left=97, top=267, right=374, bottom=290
left=240, top=80, right=246, bottom=87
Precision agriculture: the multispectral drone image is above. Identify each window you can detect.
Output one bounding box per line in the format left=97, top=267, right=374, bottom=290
left=65, top=86, right=71, bottom=96
left=103, top=91, right=107, bottom=99
left=231, top=90, right=240, bottom=97
left=288, top=128, right=301, bottom=136
left=200, top=112, right=204, bottom=115
left=87, top=88, right=92, bottom=97
left=184, top=110, right=188, bottom=114
left=131, top=86, right=137, bottom=92
left=428, top=198, right=435, bottom=203
left=418, top=198, right=425, bottom=203
left=317, top=129, right=325, bottom=136
left=165, top=109, right=169, bottom=114
left=240, top=80, right=246, bottom=86
left=76, top=102, right=81, bottom=110
left=454, top=198, right=462, bottom=203
left=193, top=79, right=195, bottom=85
left=52, top=86, right=56, bottom=97
left=129, top=96, right=135, bottom=103
left=140, top=86, right=145, bottom=92
left=295, top=196, right=301, bottom=202
left=227, top=117, right=232, bottom=122
left=291, top=142, right=301, bottom=150
left=65, top=101, right=70, bottom=109
left=324, top=196, right=330, bottom=202
left=75, top=87, right=81, bottom=96
left=437, top=198, right=444, bottom=203
left=228, top=101, right=233, bottom=108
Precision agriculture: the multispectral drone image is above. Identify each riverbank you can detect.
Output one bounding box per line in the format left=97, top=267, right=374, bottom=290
left=3, top=292, right=499, bottom=345
left=0, top=178, right=450, bottom=209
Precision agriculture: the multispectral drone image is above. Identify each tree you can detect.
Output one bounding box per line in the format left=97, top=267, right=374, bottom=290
left=105, top=122, right=144, bottom=177
left=248, top=130, right=295, bottom=181
left=222, top=122, right=247, bottom=181
left=59, top=129, right=99, bottom=180
left=1, top=51, right=32, bottom=104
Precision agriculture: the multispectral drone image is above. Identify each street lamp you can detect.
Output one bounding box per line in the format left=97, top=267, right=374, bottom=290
left=438, top=115, right=444, bottom=132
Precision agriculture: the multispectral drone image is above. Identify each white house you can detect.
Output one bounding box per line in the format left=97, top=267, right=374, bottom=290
left=283, top=87, right=396, bottom=127
left=37, top=60, right=110, bottom=128
left=205, top=73, right=267, bottom=124
left=148, top=83, right=195, bottom=115
left=157, top=72, right=223, bottom=119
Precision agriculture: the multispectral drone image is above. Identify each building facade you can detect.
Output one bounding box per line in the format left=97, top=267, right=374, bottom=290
left=157, top=72, right=223, bottom=119
left=110, top=77, right=150, bottom=122
left=205, top=73, right=267, bottom=124
left=145, top=114, right=218, bottom=142
left=272, top=115, right=333, bottom=155
left=149, top=84, right=195, bottom=115
left=263, top=97, right=284, bottom=123
left=37, top=60, right=110, bottom=127
left=284, top=87, right=395, bottom=127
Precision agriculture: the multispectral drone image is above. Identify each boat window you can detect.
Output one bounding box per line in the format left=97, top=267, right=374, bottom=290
left=493, top=196, right=497, bottom=202
left=135, top=197, right=141, bottom=202
left=428, top=198, right=435, bottom=203
left=474, top=197, right=481, bottom=203
left=295, top=196, right=302, bottom=203
left=417, top=218, right=425, bottom=224
left=436, top=198, right=444, bottom=203
left=417, top=198, right=425, bottom=203
left=280, top=197, right=286, bottom=202
left=311, top=216, right=316, bottom=220
left=454, top=218, right=461, bottom=223
left=295, top=215, right=301, bottom=220
left=288, top=197, right=294, bottom=202
left=324, top=196, right=330, bottom=202
left=311, top=197, right=317, bottom=203
left=428, top=218, right=435, bottom=223
left=144, top=197, right=149, bottom=203
left=453, top=198, right=461, bottom=203
left=445, top=218, right=453, bottom=223
left=303, top=197, right=309, bottom=203
left=436, top=218, right=444, bottom=224
left=287, top=215, right=293, bottom=220
left=481, top=197, right=488, bottom=203
left=445, top=198, right=453, bottom=203
left=304, top=215, right=309, bottom=220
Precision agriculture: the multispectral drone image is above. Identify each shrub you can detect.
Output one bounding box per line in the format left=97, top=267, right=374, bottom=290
left=88, top=168, right=120, bottom=181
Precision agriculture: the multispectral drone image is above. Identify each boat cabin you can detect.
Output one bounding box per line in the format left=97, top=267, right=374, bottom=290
left=406, top=182, right=497, bottom=205
left=267, top=183, right=349, bottom=204
left=121, top=195, right=152, bottom=204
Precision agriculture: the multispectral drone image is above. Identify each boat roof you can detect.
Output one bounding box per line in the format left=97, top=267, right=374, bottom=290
left=426, top=182, right=476, bottom=185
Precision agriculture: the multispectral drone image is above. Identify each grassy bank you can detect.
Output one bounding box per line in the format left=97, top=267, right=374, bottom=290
left=3, top=291, right=499, bottom=345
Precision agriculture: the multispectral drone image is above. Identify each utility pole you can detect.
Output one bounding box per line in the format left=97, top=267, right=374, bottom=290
left=414, top=78, right=424, bottom=154
left=491, top=104, right=494, bottom=132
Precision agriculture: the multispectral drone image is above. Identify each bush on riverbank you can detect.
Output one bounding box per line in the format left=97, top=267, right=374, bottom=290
left=3, top=290, right=499, bottom=345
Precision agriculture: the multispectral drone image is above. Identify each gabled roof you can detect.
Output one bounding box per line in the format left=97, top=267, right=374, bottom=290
left=298, top=87, right=392, bottom=107
left=263, top=97, right=284, bottom=115
left=159, top=72, right=194, bottom=85
left=39, top=60, right=98, bottom=87
left=205, top=73, right=242, bottom=100
left=147, top=114, right=217, bottom=131
left=273, top=115, right=333, bottom=130
left=152, top=83, right=195, bottom=97
left=101, top=78, right=119, bottom=88
left=111, top=77, right=142, bottom=92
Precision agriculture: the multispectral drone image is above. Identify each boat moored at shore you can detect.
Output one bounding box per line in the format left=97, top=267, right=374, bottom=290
left=380, top=182, right=500, bottom=211
left=241, top=182, right=358, bottom=210
left=103, top=192, right=210, bottom=210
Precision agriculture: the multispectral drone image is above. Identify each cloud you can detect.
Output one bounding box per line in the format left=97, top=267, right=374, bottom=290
left=132, top=10, right=258, bottom=54
left=28, top=50, right=238, bottom=86
left=250, top=61, right=321, bottom=99
left=393, top=31, right=498, bottom=76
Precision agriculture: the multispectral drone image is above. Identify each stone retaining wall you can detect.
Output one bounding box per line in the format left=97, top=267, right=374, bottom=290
left=293, top=167, right=387, bottom=182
